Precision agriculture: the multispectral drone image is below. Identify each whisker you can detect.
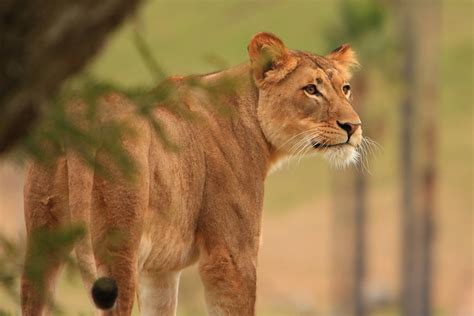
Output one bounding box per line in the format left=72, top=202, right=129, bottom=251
left=364, top=137, right=382, bottom=154
left=287, top=136, right=310, bottom=163
left=293, top=135, right=314, bottom=159
left=354, top=136, right=380, bottom=175
left=287, top=131, right=325, bottom=166
left=278, top=128, right=320, bottom=151
left=296, top=133, right=319, bottom=165
left=287, top=131, right=322, bottom=158
left=270, top=129, right=321, bottom=171
left=357, top=140, right=370, bottom=174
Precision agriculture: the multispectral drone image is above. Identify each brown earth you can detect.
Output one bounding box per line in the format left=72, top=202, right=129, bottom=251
left=0, top=162, right=472, bottom=315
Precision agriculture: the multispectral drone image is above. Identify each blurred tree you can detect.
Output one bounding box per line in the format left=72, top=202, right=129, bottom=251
left=418, top=3, right=441, bottom=316
left=0, top=1, right=147, bottom=312
left=399, top=1, right=417, bottom=315
left=325, top=1, right=391, bottom=315
left=330, top=174, right=354, bottom=315
left=0, top=0, right=143, bottom=154
left=400, top=3, right=441, bottom=316
left=0, top=4, right=185, bottom=308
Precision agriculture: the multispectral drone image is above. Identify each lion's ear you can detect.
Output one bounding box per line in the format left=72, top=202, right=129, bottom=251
left=326, top=44, right=359, bottom=80
left=248, top=32, right=298, bottom=86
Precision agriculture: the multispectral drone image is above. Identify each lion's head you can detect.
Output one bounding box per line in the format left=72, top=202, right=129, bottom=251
left=248, top=32, right=362, bottom=168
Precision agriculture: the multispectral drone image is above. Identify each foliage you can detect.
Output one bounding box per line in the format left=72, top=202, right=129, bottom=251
left=0, top=27, right=245, bottom=313
left=0, top=226, right=85, bottom=314
left=325, top=0, right=397, bottom=71
left=15, top=28, right=242, bottom=180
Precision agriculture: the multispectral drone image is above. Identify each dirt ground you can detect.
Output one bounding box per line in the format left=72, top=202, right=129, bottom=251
left=0, top=161, right=472, bottom=315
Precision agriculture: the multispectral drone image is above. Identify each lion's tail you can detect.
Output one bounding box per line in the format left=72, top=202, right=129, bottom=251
left=68, top=153, right=119, bottom=310
left=66, top=152, right=98, bottom=299
left=91, top=277, right=118, bottom=309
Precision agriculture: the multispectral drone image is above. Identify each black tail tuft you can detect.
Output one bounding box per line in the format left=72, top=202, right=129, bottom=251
left=91, top=277, right=118, bottom=310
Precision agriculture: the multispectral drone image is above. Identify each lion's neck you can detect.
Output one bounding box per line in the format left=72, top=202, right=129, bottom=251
left=199, top=62, right=278, bottom=177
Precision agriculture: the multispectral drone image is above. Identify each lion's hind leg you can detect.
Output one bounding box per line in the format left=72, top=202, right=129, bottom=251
left=21, top=159, right=72, bottom=316
left=21, top=244, right=67, bottom=316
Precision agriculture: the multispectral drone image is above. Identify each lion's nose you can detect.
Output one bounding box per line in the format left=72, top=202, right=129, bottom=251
left=337, top=121, right=361, bottom=137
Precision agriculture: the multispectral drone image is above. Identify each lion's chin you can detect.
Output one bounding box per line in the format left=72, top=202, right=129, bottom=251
left=322, top=144, right=359, bottom=169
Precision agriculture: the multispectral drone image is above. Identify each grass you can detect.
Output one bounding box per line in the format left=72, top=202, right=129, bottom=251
left=89, top=0, right=472, bottom=213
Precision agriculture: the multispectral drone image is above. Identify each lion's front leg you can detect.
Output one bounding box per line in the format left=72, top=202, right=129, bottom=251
left=197, top=151, right=265, bottom=316
left=199, top=245, right=257, bottom=316
left=196, top=198, right=262, bottom=316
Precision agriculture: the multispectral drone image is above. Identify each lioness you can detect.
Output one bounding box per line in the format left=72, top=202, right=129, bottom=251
left=21, top=32, right=362, bottom=315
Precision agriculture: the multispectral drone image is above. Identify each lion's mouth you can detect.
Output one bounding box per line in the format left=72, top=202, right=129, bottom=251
left=311, top=140, right=360, bottom=168
left=311, top=141, right=347, bottom=149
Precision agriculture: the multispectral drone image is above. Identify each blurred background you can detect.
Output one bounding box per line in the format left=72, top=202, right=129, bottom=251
left=0, top=0, right=472, bottom=315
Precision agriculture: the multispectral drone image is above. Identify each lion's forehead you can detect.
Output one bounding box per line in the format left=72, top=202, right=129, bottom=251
left=291, top=52, right=343, bottom=78
left=292, top=57, right=345, bottom=86
left=294, top=51, right=333, bottom=69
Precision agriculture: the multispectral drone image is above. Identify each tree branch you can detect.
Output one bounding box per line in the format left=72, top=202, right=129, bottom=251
left=0, top=0, right=143, bottom=154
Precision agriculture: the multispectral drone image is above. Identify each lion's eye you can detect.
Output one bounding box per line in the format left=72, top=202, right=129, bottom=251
left=304, top=84, right=322, bottom=97
left=342, top=84, right=351, bottom=95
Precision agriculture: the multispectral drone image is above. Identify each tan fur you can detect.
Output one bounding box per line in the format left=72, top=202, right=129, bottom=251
left=21, top=32, right=362, bottom=316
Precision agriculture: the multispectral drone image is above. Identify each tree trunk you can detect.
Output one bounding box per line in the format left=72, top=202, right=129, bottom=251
left=418, top=3, right=440, bottom=316
left=352, top=75, right=369, bottom=316
left=353, top=170, right=367, bottom=316
left=331, top=74, right=369, bottom=316
left=331, top=173, right=354, bottom=316
left=399, top=1, right=418, bottom=315
left=0, top=0, right=143, bottom=154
